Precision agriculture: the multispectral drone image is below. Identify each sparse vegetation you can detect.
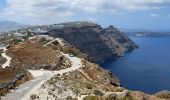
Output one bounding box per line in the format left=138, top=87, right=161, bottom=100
left=23, top=31, right=33, bottom=39
left=83, top=96, right=102, bottom=100
left=40, top=37, right=47, bottom=43
left=85, top=83, right=93, bottom=89
left=8, top=39, right=72, bottom=70
left=156, top=91, right=170, bottom=98
left=0, top=55, right=7, bottom=66
left=93, top=90, right=104, bottom=96
left=30, top=94, right=37, bottom=100
left=10, top=38, right=22, bottom=44
left=121, top=95, right=134, bottom=100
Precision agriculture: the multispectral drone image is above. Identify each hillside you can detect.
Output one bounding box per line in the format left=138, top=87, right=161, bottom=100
left=1, top=21, right=169, bottom=100
left=43, top=21, right=138, bottom=64
left=10, top=21, right=137, bottom=64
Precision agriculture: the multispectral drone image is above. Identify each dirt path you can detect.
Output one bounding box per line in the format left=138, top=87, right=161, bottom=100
left=1, top=53, right=82, bottom=100
left=0, top=46, right=12, bottom=68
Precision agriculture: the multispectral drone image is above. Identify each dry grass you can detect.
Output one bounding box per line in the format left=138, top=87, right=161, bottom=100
left=7, top=38, right=71, bottom=70
left=8, top=39, right=57, bottom=65
left=0, top=68, right=18, bottom=83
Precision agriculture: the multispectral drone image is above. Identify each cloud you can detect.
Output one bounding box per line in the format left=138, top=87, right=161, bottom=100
left=150, top=13, right=159, bottom=17
left=1, top=0, right=170, bottom=24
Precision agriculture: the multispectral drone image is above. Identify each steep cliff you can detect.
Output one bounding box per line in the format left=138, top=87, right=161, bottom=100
left=42, top=21, right=138, bottom=64
left=0, top=30, right=167, bottom=100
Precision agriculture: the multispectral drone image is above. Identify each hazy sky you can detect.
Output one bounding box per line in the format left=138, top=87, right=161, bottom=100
left=0, top=0, right=170, bottom=30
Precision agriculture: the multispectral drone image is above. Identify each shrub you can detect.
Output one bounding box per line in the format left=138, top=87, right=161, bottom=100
left=85, top=83, right=93, bottom=89
left=83, top=96, right=102, bottom=100
left=156, top=91, right=170, bottom=98
left=93, top=90, right=104, bottom=96
left=30, top=94, right=37, bottom=100
left=23, top=31, right=33, bottom=39
left=10, top=38, right=22, bottom=44
left=40, top=37, right=46, bottom=42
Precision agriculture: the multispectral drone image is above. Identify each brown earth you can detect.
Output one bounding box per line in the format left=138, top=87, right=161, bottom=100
left=7, top=38, right=71, bottom=70
left=0, top=68, right=18, bottom=83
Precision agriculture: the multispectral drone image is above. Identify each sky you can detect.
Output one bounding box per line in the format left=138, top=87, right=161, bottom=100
left=0, top=0, right=170, bottom=31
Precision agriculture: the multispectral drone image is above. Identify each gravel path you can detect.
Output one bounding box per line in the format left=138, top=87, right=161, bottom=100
left=43, top=38, right=64, bottom=47
left=0, top=46, right=12, bottom=68
left=1, top=53, right=82, bottom=100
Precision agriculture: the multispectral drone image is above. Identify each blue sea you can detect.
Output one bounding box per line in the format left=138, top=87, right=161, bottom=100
left=102, top=37, right=170, bottom=94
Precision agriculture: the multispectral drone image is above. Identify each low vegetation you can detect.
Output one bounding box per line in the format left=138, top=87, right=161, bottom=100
left=83, top=96, right=102, bottom=100
left=7, top=38, right=72, bottom=70
left=155, top=91, right=170, bottom=99
left=9, top=38, right=22, bottom=45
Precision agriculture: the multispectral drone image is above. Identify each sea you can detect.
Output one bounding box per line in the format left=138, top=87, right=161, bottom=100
left=102, top=37, right=170, bottom=94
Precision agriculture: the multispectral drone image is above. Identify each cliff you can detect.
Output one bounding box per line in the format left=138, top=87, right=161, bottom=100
left=0, top=30, right=168, bottom=100
left=41, top=21, right=138, bottom=64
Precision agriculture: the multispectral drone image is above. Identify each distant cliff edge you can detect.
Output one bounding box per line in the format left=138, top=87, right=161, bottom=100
left=2, top=21, right=138, bottom=64
left=42, top=21, right=138, bottom=64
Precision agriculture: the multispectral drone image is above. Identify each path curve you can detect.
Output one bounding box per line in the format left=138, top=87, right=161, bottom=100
left=1, top=53, right=82, bottom=100
left=0, top=46, right=12, bottom=68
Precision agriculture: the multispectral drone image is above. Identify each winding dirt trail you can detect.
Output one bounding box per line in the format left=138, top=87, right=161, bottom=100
left=0, top=46, right=12, bottom=68
left=1, top=53, right=82, bottom=100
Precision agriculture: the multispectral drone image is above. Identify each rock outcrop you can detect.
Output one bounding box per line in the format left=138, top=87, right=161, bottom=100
left=42, top=21, right=138, bottom=64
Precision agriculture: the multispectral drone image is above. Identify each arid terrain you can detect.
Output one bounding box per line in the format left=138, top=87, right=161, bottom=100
left=0, top=21, right=169, bottom=100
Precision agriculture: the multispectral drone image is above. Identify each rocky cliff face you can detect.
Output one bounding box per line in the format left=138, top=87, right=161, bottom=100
left=42, top=21, right=138, bottom=64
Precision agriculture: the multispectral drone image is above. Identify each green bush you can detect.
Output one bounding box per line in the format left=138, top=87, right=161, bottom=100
left=23, top=31, right=33, bottom=39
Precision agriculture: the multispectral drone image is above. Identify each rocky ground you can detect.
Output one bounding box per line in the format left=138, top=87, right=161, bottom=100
left=30, top=59, right=167, bottom=100
left=31, top=60, right=122, bottom=100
